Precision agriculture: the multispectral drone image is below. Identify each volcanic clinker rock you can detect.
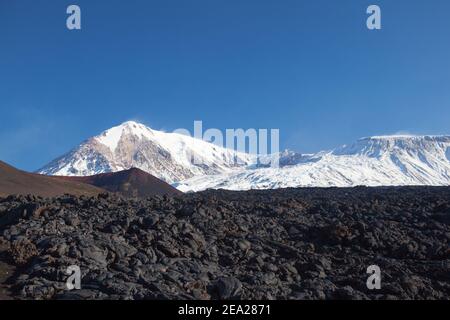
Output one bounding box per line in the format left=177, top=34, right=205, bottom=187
left=0, top=186, right=449, bottom=300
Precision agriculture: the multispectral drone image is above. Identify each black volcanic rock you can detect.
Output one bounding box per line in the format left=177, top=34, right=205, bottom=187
left=0, top=186, right=449, bottom=300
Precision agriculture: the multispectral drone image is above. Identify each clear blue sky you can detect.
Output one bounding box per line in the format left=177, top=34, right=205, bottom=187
left=1, top=0, right=450, bottom=171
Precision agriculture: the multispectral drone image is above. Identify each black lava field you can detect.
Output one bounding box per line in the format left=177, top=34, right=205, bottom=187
left=0, top=186, right=449, bottom=300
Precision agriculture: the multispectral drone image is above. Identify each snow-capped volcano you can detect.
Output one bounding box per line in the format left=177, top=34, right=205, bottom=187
left=175, top=135, right=450, bottom=191
left=38, top=121, right=254, bottom=183
left=39, top=121, right=450, bottom=191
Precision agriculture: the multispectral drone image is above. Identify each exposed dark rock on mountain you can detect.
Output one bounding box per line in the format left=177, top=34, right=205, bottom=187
left=0, top=186, right=449, bottom=300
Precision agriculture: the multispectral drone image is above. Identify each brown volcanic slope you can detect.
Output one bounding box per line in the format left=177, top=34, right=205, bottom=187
left=0, top=161, right=103, bottom=198
left=59, top=168, right=182, bottom=198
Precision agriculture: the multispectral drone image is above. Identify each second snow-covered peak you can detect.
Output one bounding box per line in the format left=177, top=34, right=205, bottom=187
left=333, top=134, right=450, bottom=158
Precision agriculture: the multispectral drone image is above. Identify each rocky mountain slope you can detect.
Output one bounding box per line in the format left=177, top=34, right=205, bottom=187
left=59, top=168, right=182, bottom=198
left=0, top=160, right=103, bottom=198
left=1, top=160, right=181, bottom=198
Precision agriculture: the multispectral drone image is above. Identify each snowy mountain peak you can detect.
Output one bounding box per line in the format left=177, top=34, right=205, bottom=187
left=333, top=135, right=450, bottom=158
left=38, top=121, right=254, bottom=183
left=39, top=124, right=450, bottom=192
left=176, top=134, right=450, bottom=192
left=363, top=134, right=448, bottom=140
left=96, top=121, right=154, bottom=152
left=358, top=135, right=450, bottom=144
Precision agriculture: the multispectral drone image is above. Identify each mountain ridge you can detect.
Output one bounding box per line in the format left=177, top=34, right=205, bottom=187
left=1, top=160, right=181, bottom=198
left=0, top=160, right=103, bottom=197
left=56, top=167, right=182, bottom=198
left=177, top=134, right=450, bottom=191
left=37, top=121, right=450, bottom=191
left=38, top=121, right=254, bottom=183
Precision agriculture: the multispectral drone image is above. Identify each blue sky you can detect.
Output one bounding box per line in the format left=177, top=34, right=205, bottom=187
left=1, top=0, right=450, bottom=171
